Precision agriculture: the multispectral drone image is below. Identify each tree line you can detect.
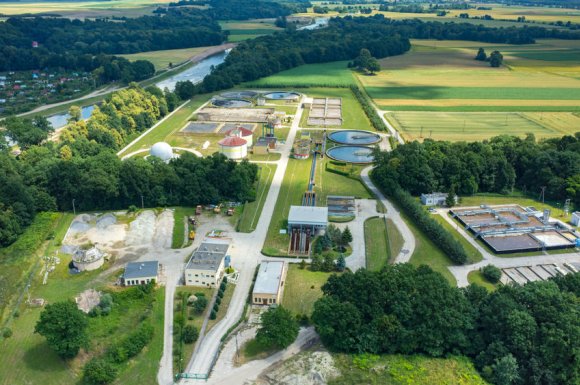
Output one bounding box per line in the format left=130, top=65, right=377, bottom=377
left=0, top=8, right=225, bottom=73
left=0, top=85, right=258, bottom=247
left=372, top=134, right=580, bottom=207
left=167, top=0, right=306, bottom=19
left=312, top=264, right=580, bottom=385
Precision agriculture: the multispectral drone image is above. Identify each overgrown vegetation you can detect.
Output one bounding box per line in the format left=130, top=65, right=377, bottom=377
left=312, top=264, right=580, bottom=385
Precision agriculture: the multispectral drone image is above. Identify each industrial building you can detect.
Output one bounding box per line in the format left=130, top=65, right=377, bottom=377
left=218, top=136, right=248, bottom=160
left=185, top=239, right=230, bottom=287
left=420, top=192, right=456, bottom=206
left=72, top=246, right=104, bottom=272
left=572, top=211, right=580, bottom=226
left=149, top=142, right=177, bottom=162
left=122, top=261, right=159, bottom=286
left=252, top=261, right=287, bottom=306
left=287, top=206, right=328, bottom=255
left=224, top=125, right=254, bottom=147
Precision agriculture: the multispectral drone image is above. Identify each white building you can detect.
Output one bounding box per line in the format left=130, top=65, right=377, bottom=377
left=218, top=136, right=247, bottom=160
left=185, top=239, right=230, bottom=287
left=150, top=142, right=177, bottom=162
left=420, top=192, right=457, bottom=206
left=122, top=261, right=159, bottom=286
left=287, top=205, right=328, bottom=234
left=252, top=261, right=287, bottom=306
left=572, top=212, right=580, bottom=227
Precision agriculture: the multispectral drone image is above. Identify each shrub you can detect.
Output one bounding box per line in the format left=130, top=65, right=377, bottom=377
left=215, top=296, right=222, bottom=306
left=193, top=296, right=208, bottom=314
left=481, top=265, right=502, bottom=284
left=213, top=303, right=219, bottom=313
left=83, top=359, right=117, bottom=385
left=182, top=325, right=199, bottom=344
left=108, top=323, right=154, bottom=363
left=2, top=328, right=12, bottom=338
left=210, top=310, right=217, bottom=320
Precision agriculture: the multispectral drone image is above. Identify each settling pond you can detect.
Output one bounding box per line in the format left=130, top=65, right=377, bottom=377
left=328, top=130, right=381, bottom=145
left=326, top=145, right=374, bottom=164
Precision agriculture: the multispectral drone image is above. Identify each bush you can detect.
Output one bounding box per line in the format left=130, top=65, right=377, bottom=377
left=215, top=296, right=222, bottom=306
left=210, top=310, right=217, bottom=320
left=213, top=303, right=219, bottom=313
left=193, top=296, right=208, bottom=314
left=481, top=265, right=502, bottom=284
left=2, top=328, right=12, bottom=338
left=83, top=359, right=117, bottom=385
left=108, top=323, right=154, bottom=364
left=182, top=325, right=199, bottom=344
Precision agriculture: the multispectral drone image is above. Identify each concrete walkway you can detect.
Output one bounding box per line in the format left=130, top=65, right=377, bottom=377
left=374, top=106, right=404, bottom=144
left=180, top=97, right=306, bottom=383
left=360, top=166, right=415, bottom=262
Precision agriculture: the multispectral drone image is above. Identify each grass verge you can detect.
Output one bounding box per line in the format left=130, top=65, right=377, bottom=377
left=364, top=217, right=389, bottom=272
left=467, top=270, right=498, bottom=292
left=237, top=164, right=276, bottom=233
left=172, top=207, right=197, bottom=249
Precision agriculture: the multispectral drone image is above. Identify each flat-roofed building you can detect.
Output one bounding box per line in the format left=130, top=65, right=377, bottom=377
left=252, top=261, right=287, bottom=306
left=185, top=239, right=230, bottom=287
left=122, top=261, right=159, bottom=286
left=287, top=205, right=328, bottom=234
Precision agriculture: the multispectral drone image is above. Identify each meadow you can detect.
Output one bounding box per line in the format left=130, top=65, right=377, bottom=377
left=0, top=0, right=171, bottom=17
left=120, top=47, right=212, bottom=70
left=364, top=217, right=389, bottom=271
left=246, top=61, right=355, bottom=87
left=282, top=264, right=338, bottom=316
left=357, top=39, right=580, bottom=141
left=219, top=20, right=282, bottom=42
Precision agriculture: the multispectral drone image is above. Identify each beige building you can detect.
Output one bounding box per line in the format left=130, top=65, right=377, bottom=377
left=252, top=261, right=287, bottom=306
left=185, top=239, right=230, bottom=287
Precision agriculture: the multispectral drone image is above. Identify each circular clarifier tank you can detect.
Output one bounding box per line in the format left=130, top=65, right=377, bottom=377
left=220, top=91, right=258, bottom=99
left=328, top=130, right=381, bottom=145
left=263, top=91, right=300, bottom=100
left=326, top=145, right=374, bottom=164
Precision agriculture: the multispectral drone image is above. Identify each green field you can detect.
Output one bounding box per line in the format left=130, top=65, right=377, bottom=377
left=467, top=270, right=498, bottom=292
left=247, top=61, right=355, bottom=87
left=172, top=207, right=197, bottom=249
left=282, top=264, right=336, bottom=316
left=237, top=164, right=277, bottom=233
left=364, top=217, right=389, bottom=272
left=0, top=0, right=168, bottom=17
left=331, top=354, right=489, bottom=385
left=386, top=218, right=404, bottom=262
left=220, top=20, right=282, bottom=42
left=120, top=46, right=212, bottom=70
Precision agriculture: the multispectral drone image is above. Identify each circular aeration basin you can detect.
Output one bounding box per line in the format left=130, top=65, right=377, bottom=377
left=328, top=130, right=381, bottom=145
left=220, top=91, right=258, bottom=99
left=326, top=145, right=374, bottom=164
left=263, top=91, right=300, bottom=100
left=212, top=98, right=253, bottom=108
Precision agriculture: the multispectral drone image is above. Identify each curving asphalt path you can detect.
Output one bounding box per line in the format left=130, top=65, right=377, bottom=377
left=360, top=166, right=415, bottom=263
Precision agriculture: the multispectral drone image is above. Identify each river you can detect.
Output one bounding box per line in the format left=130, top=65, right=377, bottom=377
left=46, top=50, right=229, bottom=130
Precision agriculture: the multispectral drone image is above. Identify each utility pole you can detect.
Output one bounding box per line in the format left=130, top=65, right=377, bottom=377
left=72, top=199, right=76, bottom=215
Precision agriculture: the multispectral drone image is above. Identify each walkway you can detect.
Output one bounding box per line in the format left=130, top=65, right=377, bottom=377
left=179, top=97, right=306, bottom=383
left=360, top=166, right=415, bottom=262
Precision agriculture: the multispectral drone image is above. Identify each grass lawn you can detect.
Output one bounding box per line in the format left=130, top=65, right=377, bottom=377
left=299, top=88, right=374, bottom=132
left=120, top=46, right=212, bottom=70
left=246, top=61, right=355, bottom=87
left=118, top=94, right=211, bottom=157
left=433, top=214, right=483, bottom=264
left=404, top=212, right=457, bottom=286
left=331, top=354, right=489, bottom=385
left=282, top=264, right=337, bottom=317
left=386, top=218, right=404, bottom=262
left=172, top=207, right=197, bottom=249
left=236, top=338, right=277, bottom=366
left=238, top=164, right=276, bottom=233
left=206, top=284, right=234, bottom=333
left=467, top=270, right=498, bottom=292
left=364, top=217, right=389, bottom=272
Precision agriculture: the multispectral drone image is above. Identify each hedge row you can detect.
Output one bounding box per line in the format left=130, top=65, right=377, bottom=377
left=350, top=85, right=387, bottom=132
left=376, top=177, right=468, bottom=265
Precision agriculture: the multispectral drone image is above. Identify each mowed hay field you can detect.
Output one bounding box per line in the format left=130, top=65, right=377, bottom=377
left=359, top=39, right=580, bottom=141
left=120, top=46, right=213, bottom=70
left=0, top=0, right=173, bottom=17
left=219, top=20, right=282, bottom=42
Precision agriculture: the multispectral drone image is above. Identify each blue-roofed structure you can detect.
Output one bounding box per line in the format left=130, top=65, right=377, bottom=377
left=122, top=261, right=159, bottom=286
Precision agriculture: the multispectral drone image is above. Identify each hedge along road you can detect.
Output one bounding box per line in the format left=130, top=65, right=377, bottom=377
left=176, top=97, right=307, bottom=383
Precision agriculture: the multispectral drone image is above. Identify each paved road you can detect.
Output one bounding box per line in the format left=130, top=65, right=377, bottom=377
left=180, top=97, right=306, bottom=383
left=374, top=106, right=404, bottom=144
left=434, top=209, right=580, bottom=286
left=360, top=166, right=415, bottom=262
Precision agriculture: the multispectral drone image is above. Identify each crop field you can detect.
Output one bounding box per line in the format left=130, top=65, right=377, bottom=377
left=120, top=46, right=212, bottom=70
left=247, top=61, right=355, bottom=87
left=386, top=111, right=579, bottom=142
left=357, top=39, right=580, bottom=141
left=0, top=0, right=171, bottom=17
left=219, top=20, right=282, bottom=42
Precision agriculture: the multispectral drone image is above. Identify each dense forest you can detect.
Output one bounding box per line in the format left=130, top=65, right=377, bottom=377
left=0, top=8, right=225, bottom=72
left=312, top=264, right=580, bottom=385
left=0, top=84, right=258, bottom=247
left=373, top=133, right=580, bottom=206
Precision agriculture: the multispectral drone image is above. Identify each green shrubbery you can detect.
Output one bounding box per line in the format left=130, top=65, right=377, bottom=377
left=481, top=265, right=502, bottom=284
left=350, top=85, right=387, bottom=132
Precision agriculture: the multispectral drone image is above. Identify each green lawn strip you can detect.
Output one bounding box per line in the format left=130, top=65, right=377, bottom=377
left=172, top=207, right=197, bottom=249
left=402, top=211, right=457, bottom=286
left=364, top=217, right=389, bottom=272
left=0, top=212, right=71, bottom=324
left=299, top=88, right=374, bottom=131
left=238, top=164, right=277, bottom=233
left=331, top=354, right=489, bottom=385
left=206, top=284, right=235, bottom=333
left=172, top=287, right=213, bottom=376
left=118, top=94, right=210, bottom=157
left=378, top=104, right=580, bottom=112
left=316, top=158, right=372, bottom=202
left=385, top=218, right=404, bottom=262
left=433, top=214, right=483, bottom=263
left=247, top=153, right=281, bottom=161
left=282, top=264, right=338, bottom=317
left=246, top=61, right=355, bottom=87
left=467, top=270, right=498, bottom=292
